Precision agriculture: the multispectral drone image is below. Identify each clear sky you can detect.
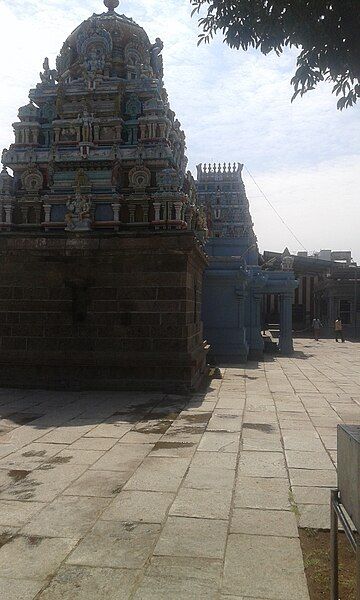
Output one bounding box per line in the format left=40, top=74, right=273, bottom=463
left=0, top=0, right=359, bottom=260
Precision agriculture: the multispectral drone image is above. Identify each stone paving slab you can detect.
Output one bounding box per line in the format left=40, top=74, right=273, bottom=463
left=0, top=578, right=44, bottom=600
left=123, top=456, right=190, bottom=492
left=0, top=500, right=45, bottom=527
left=37, top=565, right=140, bottom=600
left=101, top=490, right=175, bottom=524
left=0, top=339, right=359, bottom=598
left=223, top=534, right=310, bottom=600
left=170, top=487, right=233, bottom=520
left=0, top=535, right=77, bottom=580
left=132, top=556, right=222, bottom=600
left=234, top=477, right=291, bottom=510
left=230, top=508, right=298, bottom=537
left=68, top=521, right=161, bottom=569
left=238, top=451, right=287, bottom=478
left=154, top=516, right=228, bottom=559
left=20, top=495, right=110, bottom=538
left=197, top=431, right=240, bottom=453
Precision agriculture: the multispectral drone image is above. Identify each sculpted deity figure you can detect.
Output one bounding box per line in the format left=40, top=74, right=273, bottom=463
left=39, top=57, right=58, bottom=84
left=79, top=109, right=93, bottom=143
left=197, top=206, right=208, bottom=232
left=1, top=148, right=8, bottom=166
left=65, top=192, right=92, bottom=231
left=75, top=169, right=89, bottom=190
left=150, top=38, right=164, bottom=79
left=86, top=48, right=105, bottom=74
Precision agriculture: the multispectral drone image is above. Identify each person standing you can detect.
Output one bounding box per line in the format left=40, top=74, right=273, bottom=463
left=312, top=317, right=323, bottom=341
left=334, top=318, right=345, bottom=343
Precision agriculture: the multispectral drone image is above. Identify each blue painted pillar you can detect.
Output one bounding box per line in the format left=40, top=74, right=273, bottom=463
left=248, top=292, right=264, bottom=359
left=279, top=293, right=294, bottom=354
left=235, top=285, right=249, bottom=360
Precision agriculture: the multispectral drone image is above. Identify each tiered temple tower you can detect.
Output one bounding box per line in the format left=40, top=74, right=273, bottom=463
left=196, top=162, right=258, bottom=264
left=1, top=0, right=203, bottom=234
left=0, top=0, right=208, bottom=391
left=197, top=161, right=297, bottom=361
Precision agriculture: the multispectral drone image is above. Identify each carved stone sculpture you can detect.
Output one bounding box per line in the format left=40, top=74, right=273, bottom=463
left=39, top=57, right=58, bottom=85
left=21, top=166, right=43, bottom=193
left=128, top=165, right=151, bottom=190
left=150, top=38, right=164, bottom=79
left=65, top=192, right=92, bottom=231
left=79, top=110, right=93, bottom=143
left=2, top=0, right=200, bottom=235
left=75, top=168, right=90, bottom=190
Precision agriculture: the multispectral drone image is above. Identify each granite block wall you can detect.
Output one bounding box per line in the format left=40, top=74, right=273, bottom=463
left=0, top=232, right=208, bottom=392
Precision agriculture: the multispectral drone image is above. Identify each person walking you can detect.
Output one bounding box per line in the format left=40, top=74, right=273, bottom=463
left=334, top=318, right=345, bottom=343
left=312, top=317, right=323, bottom=341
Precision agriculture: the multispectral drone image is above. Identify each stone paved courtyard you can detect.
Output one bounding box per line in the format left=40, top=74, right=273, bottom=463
left=0, top=338, right=359, bottom=599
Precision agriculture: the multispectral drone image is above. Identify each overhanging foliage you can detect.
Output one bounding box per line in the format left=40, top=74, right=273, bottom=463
left=191, top=0, right=360, bottom=109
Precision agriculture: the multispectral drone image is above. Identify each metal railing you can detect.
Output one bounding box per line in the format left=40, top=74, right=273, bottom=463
left=330, top=489, right=360, bottom=599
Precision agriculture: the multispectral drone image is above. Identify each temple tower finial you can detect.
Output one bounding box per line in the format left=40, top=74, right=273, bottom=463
left=104, top=0, right=119, bottom=12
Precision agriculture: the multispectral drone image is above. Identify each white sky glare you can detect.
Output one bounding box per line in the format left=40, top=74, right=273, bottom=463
left=0, top=0, right=359, bottom=260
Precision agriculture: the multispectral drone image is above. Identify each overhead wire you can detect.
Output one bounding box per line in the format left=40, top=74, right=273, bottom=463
left=244, top=166, right=308, bottom=253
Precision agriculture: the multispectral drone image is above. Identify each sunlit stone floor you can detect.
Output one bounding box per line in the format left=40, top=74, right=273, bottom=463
left=0, top=338, right=359, bottom=599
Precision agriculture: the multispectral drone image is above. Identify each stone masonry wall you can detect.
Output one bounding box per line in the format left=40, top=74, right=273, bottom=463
left=0, top=232, right=208, bottom=392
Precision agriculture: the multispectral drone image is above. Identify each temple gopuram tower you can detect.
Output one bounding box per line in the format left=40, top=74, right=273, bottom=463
left=0, top=0, right=208, bottom=391
left=196, top=162, right=258, bottom=263
left=197, top=162, right=297, bottom=361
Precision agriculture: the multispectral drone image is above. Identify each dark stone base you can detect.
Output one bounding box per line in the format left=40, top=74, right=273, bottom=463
left=0, top=231, right=209, bottom=393
left=247, top=349, right=264, bottom=361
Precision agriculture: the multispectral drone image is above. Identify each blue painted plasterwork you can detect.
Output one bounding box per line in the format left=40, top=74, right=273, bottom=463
left=197, top=163, right=297, bottom=362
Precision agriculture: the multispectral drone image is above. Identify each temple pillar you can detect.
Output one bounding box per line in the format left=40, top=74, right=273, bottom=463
left=139, top=124, right=146, bottom=140
left=162, top=201, right=168, bottom=222
left=93, top=125, right=100, bottom=142
left=4, top=204, right=13, bottom=225
left=43, top=204, right=51, bottom=224
left=248, top=292, right=264, bottom=359
left=20, top=205, right=28, bottom=224
left=141, top=203, right=149, bottom=223
left=235, top=286, right=249, bottom=361
left=129, top=204, right=135, bottom=223
left=131, top=126, right=138, bottom=144
left=174, top=201, right=182, bottom=221
left=159, top=123, right=166, bottom=138
left=279, top=293, right=294, bottom=354
left=32, top=128, right=39, bottom=144
left=153, top=202, right=161, bottom=221
left=34, top=204, right=42, bottom=223
left=328, top=295, right=336, bottom=326
left=112, top=203, right=120, bottom=222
